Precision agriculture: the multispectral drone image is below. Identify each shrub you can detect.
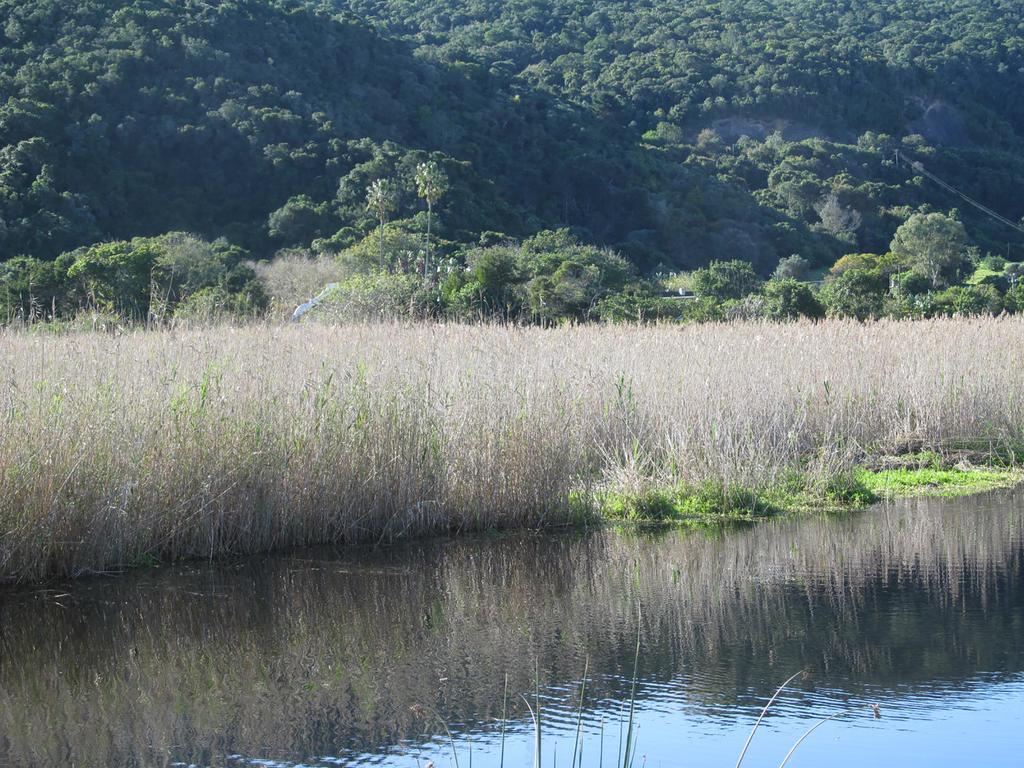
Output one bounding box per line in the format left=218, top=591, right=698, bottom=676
left=829, top=253, right=879, bottom=276
left=595, top=283, right=686, bottom=323
left=819, top=268, right=887, bottom=319
left=1005, top=283, right=1024, bottom=313
left=317, top=272, right=434, bottom=321
left=691, top=259, right=762, bottom=301
left=889, top=212, right=970, bottom=288
left=761, top=278, right=824, bottom=320
left=891, top=269, right=931, bottom=297
left=252, top=250, right=345, bottom=315
left=772, top=254, right=811, bottom=281
left=173, top=285, right=265, bottom=322
left=932, top=285, right=1003, bottom=317
left=980, top=254, right=1007, bottom=272
left=65, top=239, right=162, bottom=318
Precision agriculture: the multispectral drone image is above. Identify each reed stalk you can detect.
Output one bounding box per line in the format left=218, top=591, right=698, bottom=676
left=2, top=317, right=1023, bottom=582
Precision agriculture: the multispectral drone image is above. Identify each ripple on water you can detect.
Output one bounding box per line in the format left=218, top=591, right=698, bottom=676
left=2, top=491, right=1024, bottom=767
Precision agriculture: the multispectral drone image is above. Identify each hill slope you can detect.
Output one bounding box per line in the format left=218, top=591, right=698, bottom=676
left=1, top=0, right=1023, bottom=270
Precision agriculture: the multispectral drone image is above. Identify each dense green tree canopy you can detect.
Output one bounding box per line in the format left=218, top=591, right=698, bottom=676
left=1, top=0, right=1023, bottom=272
left=3, top=0, right=1024, bottom=326
left=890, top=211, right=970, bottom=287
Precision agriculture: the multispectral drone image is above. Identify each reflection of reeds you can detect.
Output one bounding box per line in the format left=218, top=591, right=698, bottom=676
left=2, top=318, right=1024, bottom=582
left=1, top=494, right=1021, bottom=767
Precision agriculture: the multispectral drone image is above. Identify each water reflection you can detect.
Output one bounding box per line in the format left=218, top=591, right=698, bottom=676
left=1, top=491, right=1023, bottom=767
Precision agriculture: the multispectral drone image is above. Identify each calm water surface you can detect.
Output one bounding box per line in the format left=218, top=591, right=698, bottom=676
left=2, top=492, right=1024, bottom=767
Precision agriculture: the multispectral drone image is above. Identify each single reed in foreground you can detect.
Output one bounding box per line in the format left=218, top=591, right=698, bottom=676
left=2, top=317, right=1024, bottom=582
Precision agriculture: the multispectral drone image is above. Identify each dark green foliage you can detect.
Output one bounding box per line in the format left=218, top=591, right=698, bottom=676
left=0, top=232, right=264, bottom=322
left=1006, top=283, right=1024, bottom=313
left=761, top=278, right=824, bottom=321
left=772, top=254, right=811, bottom=281
left=4, top=0, right=1024, bottom=324
left=446, top=230, right=633, bottom=322
left=691, top=260, right=762, bottom=301
left=65, top=240, right=162, bottom=318
left=892, top=270, right=932, bottom=297
left=0, top=253, right=76, bottom=321
left=460, top=245, right=526, bottom=318
left=931, top=284, right=1004, bottom=317
left=890, top=212, right=970, bottom=288
left=595, top=283, right=687, bottom=324
left=526, top=243, right=632, bottom=322
left=0, top=0, right=691, bottom=264
left=819, top=268, right=888, bottom=320
left=4, top=0, right=1024, bottom=274
left=268, top=197, right=335, bottom=247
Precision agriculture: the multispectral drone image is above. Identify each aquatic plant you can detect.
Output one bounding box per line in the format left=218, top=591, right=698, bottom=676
left=1, top=317, right=1024, bottom=581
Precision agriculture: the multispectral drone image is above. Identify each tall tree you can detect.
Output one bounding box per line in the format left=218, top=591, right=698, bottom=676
left=815, top=193, right=862, bottom=237
left=414, top=162, right=449, bottom=278
left=365, top=179, right=396, bottom=271
left=889, top=212, right=969, bottom=288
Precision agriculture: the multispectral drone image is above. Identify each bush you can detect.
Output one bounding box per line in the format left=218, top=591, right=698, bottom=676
left=335, top=223, right=426, bottom=274
left=65, top=239, right=162, bottom=318
left=828, top=253, right=879, bottom=276
left=691, top=259, right=762, bottom=301
left=819, top=268, right=887, bottom=319
left=682, top=296, right=726, bottom=322
left=889, top=212, right=970, bottom=288
left=722, top=294, right=769, bottom=321
left=0, top=253, right=77, bottom=322
left=891, top=269, right=930, bottom=297
left=772, top=254, right=811, bottom=281
left=173, top=285, right=266, bottom=322
left=252, top=250, right=345, bottom=314
left=761, top=278, right=824, bottom=320
left=931, top=285, right=1003, bottom=317
left=980, top=254, right=1007, bottom=271
left=453, top=245, right=527, bottom=319
left=317, top=273, right=435, bottom=321
left=595, top=283, right=686, bottom=323
left=1005, top=283, right=1024, bottom=313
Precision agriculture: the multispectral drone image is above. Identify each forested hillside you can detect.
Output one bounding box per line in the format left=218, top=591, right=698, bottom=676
left=2, top=0, right=1024, bottom=321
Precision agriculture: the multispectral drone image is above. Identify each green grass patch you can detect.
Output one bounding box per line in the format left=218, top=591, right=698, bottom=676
left=966, top=265, right=1006, bottom=286
left=855, top=465, right=1022, bottom=499
left=589, top=460, right=1022, bottom=527
left=759, top=470, right=878, bottom=511
left=591, top=473, right=881, bottom=525
left=594, top=482, right=783, bottom=524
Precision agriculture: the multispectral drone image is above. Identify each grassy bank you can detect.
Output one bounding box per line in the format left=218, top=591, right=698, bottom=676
left=591, top=460, right=1023, bottom=525
left=2, top=317, right=1024, bottom=582
left=857, top=464, right=1022, bottom=500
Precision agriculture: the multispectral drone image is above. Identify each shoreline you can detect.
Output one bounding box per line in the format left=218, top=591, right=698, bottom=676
left=591, top=452, right=1023, bottom=526
left=2, top=454, right=1019, bottom=590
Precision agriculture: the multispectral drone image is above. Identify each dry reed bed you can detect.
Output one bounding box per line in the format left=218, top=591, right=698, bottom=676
left=1, top=317, right=1023, bottom=582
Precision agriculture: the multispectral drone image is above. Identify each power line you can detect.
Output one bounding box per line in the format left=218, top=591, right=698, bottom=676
left=894, top=149, right=1024, bottom=237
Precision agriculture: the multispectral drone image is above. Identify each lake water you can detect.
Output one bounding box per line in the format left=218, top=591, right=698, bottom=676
left=2, top=491, right=1023, bottom=767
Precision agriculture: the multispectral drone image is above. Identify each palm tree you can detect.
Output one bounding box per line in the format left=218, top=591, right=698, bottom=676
left=366, top=179, right=396, bottom=271
left=414, top=161, right=449, bottom=278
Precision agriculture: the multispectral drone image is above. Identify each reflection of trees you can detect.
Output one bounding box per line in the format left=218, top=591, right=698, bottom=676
left=1, top=493, right=1022, bottom=767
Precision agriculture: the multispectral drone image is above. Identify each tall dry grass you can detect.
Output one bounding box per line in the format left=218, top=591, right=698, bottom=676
left=250, top=249, right=345, bottom=316
left=1, top=317, right=1024, bottom=581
